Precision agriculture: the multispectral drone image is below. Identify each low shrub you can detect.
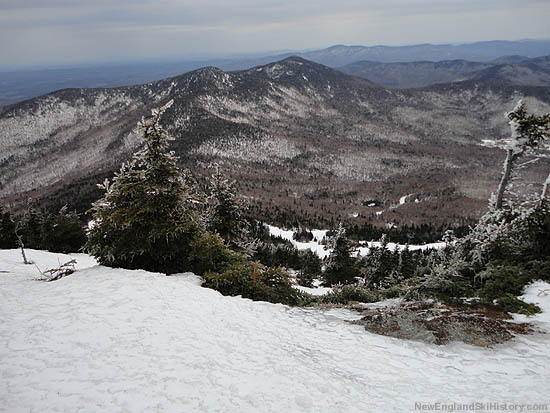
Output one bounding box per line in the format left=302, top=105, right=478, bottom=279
left=493, top=294, right=540, bottom=315
left=39, top=207, right=87, bottom=253
left=187, top=232, right=239, bottom=275
left=0, top=207, right=17, bottom=249
left=202, top=260, right=305, bottom=305
left=296, top=250, right=322, bottom=287
left=379, top=284, right=406, bottom=300
left=404, top=259, right=473, bottom=304
left=476, top=260, right=550, bottom=301
left=319, top=283, right=379, bottom=305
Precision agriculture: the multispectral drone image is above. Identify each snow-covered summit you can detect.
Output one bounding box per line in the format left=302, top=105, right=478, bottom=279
left=1, top=249, right=549, bottom=411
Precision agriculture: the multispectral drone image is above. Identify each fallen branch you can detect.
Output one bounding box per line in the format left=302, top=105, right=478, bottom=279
left=41, top=259, right=77, bottom=282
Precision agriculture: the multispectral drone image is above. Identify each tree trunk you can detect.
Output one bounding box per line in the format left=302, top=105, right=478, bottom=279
left=495, top=149, right=515, bottom=210
left=14, top=222, right=30, bottom=265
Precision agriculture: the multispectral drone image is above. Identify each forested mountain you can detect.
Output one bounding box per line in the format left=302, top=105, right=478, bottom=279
left=219, top=40, right=550, bottom=71
left=1, top=56, right=549, bottom=227
left=337, top=60, right=493, bottom=88
left=3, top=40, right=550, bottom=107
left=338, top=55, right=550, bottom=88
left=295, top=40, right=550, bottom=66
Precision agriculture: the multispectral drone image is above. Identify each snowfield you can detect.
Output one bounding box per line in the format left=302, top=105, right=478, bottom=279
left=1, top=249, right=550, bottom=412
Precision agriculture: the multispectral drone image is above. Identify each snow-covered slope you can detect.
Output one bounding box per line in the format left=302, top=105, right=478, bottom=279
left=1, top=249, right=549, bottom=412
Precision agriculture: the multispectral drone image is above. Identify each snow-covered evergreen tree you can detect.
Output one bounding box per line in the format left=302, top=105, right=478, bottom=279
left=323, top=223, right=360, bottom=286
left=206, top=164, right=251, bottom=252
left=297, top=249, right=322, bottom=287
left=18, top=201, right=43, bottom=250
left=495, top=99, right=549, bottom=209
left=86, top=101, right=208, bottom=273
left=362, top=234, right=396, bottom=288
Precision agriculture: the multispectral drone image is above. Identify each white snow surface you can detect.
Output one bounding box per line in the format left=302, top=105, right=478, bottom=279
left=295, top=285, right=333, bottom=296
left=357, top=240, right=447, bottom=256
left=399, top=194, right=412, bottom=205
left=267, top=224, right=330, bottom=259
left=267, top=224, right=445, bottom=259
left=2, top=249, right=550, bottom=412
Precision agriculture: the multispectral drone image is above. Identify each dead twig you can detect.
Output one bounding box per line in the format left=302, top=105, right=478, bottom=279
left=41, top=259, right=77, bottom=282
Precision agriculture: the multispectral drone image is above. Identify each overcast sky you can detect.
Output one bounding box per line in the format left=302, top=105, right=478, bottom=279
left=0, top=0, right=549, bottom=69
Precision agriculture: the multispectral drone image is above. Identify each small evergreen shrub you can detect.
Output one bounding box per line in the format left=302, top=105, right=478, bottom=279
left=187, top=232, right=239, bottom=275
left=293, top=228, right=313, bottom=242
left=18, top=205, right=43, bottom=250
left=206, top=165, right=252, bottom=252
left=494, top=294, right=540, bottom=315
left=202, top=261, right=305, bottom=305
left=379, top=284, right=406, bottom=299
left=39, top=206, right=86, bottom=253
left=297, top=250, right=322, bottom=287
left=0, top=207, right=17, bottom=249
left=319, top=283, right=379, bottom=305
left=323, top=223, right=361, bottom=286
left=4, top=204, right=86, bottom=253
left=361, top=235, right=399, bottom=288
left=253, top=239, right=302, bottom=269
left=476, top=260, right=550, bottom=301
left=405, top=258, right=472, bottom=304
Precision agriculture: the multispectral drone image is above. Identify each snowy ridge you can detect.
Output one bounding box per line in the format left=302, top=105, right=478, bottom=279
left=1, top=249, right=549, bottom=411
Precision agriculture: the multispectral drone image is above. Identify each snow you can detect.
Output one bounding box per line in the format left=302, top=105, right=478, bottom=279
left=399, top=194, right=412, bottom=205
left=1, top=249, right=550, bottom=411
left=295, top=285, right=332, bottom=296
left=513, top=281, right=550, bottom=326
left=480, top=139, right=499, bottom=148
left=310, top=229, right=328, bottom=244
left=267, top=224, right=330, bottom=259
left=267, top=224, right=445, bottom=259
left=357, top=240, right=447, bottom=256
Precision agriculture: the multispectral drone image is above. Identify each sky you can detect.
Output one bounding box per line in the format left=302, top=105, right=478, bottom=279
left=0, top=0, right=549, bottom=69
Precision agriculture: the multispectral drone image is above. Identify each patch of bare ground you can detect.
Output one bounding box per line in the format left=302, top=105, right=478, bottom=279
left=352, top=302, right=537, bottom=347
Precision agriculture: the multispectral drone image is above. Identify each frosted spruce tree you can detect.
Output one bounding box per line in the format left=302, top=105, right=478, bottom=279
left=322, top=223, right=361, bottom=286
left=206, top=164, right=252, bottom=252
left=86, top=100, right=213, bottom=274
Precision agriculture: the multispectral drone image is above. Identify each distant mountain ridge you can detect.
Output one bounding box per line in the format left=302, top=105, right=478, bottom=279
left=2, top=39, right=550, bottom=106
left=1, top=56, right=550, bottom=227
left=226, top=40, right=550, bottom=70
left=338, top=55, right=550, bottom=88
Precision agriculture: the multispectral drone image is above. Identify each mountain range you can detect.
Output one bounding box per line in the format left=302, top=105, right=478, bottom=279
left=2, top=39, right=550, bottom=107
left=1, top=57, right=550, bottom=228
left=338, top=55, right=550, bottom=89
left=222, top=40, right=550, bottom=70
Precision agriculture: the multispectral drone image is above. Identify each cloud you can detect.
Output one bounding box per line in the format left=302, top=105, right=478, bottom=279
left=0, top=0, right=548, bottom=68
